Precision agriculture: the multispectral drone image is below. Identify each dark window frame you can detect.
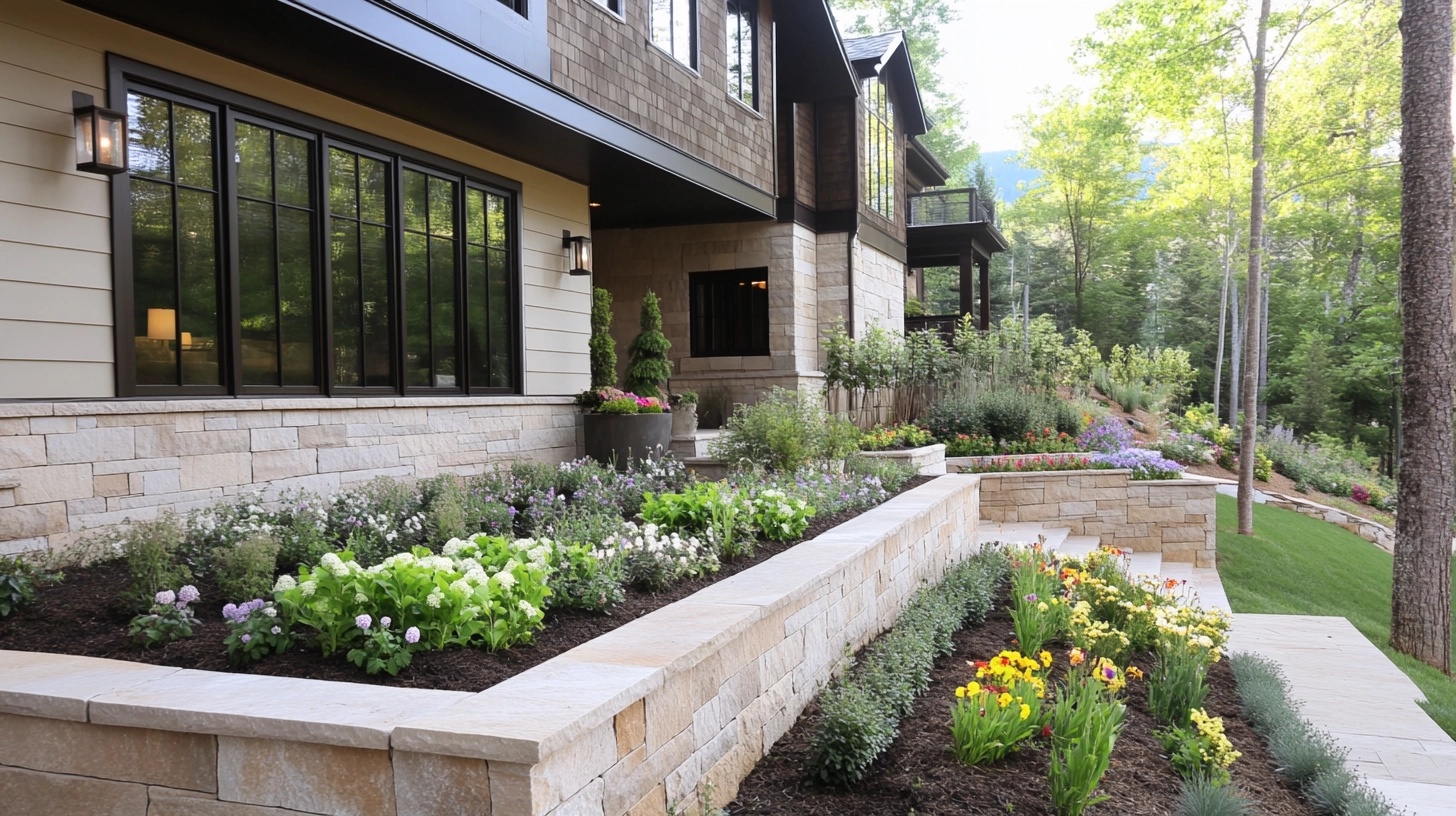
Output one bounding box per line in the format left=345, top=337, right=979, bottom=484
left=689, top=267, right=769, bottom=357
left=725, top=0, right=757, bottom=109
left=107, top=56, right=524, bottom=399
left=862, top=76, right=896, bottom=220
left=650, top=0, right=699, bottom=70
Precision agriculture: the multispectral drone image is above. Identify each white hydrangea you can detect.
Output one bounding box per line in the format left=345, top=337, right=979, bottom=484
left=492, top=570, right=518, bottom=590
left=299, top=580, right=317, bottom=597
left=273, top=574, right=297, bottom=592
left=442, top=538, right=465, bottom=556
left=426, top=588, right=444, bottom=608
left=517, top=600, right=540, bottom=618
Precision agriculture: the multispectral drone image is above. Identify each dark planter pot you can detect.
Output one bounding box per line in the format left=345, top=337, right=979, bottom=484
left=583, top=412, right=673, bottom=470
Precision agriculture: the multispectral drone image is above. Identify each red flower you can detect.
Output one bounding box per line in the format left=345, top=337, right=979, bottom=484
left=1041, top=725, right=1053, bottom=738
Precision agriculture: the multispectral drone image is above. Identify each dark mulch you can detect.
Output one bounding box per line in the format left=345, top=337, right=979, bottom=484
left=0, top=476, right=932, bottom=693
left=730, top=604, right=1316, bottom=816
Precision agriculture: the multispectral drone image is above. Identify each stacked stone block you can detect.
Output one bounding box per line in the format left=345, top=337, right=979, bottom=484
left=975, top=470, right=1218, bottom=567
left=0, top=397, right=579, bottom=554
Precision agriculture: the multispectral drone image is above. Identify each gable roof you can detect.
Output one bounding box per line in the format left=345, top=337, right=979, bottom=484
left=778, top=0, right=859, bottom=101
left=842, top=31, right=930, bottom=136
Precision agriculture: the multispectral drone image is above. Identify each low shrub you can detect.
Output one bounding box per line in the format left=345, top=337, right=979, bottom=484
left=1175, top=777, right=1255, bottom=816
left=222, top=599, right=293, bottom=666
left=1157, top=708, right=1241, bottom=787
left=599, top=522, right=719, bottom=590
left=859, top=423, right=935, bottom=451
left=1089, top=448, right=1184, bottom=480
left=962, top=455, right=1108, bottom=475
left=711, top=387, right=860, bottom=471
left=212, top=535, right=281, bottom=603
left=844, top=456, right=917, bottom=493
left=1078, top=415, right=1135, bottom=454
left=747, top=488, right=815, bottom=541
left=120, top=515, right=193, bottom=613
left=1154, top=431, right=1215, bottom=465
left=804, top=550, right=1008, bottom=785
left=0, top=556, right=42, bottom=617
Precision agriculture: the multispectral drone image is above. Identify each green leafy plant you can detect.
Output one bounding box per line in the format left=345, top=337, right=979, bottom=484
left=222, top=599, right=294, bottom=666
left=951, top=671, right=1047, bottom=765
left=1157, top=708, right=1240, bottom=787
left=711, top=387, right=859, bottom=471
left=121, top=515, right=193, bottom=612
left=212, top=534, right=281, bottom=603
left=0, top=556, right=40, bottom=617
left=625, top=290, right=671, bottom=397
left=598, top=396, right=641, bottom=414
left=845, top=456, right=917, bottom=492
left=748, top=488, right=815, bottom=541
left=346, top=613, right=416, bottom=676
left=1149, top=635, right=1212, bottom=727
left=1047, top=676, right=1126, bottom=816
left=129, top=585, right=201, bottom=648
left=589, top=286, right=617, bottom=390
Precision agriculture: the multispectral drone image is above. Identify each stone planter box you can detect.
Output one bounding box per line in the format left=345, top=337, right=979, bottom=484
left=0, top=475, right=980, bottom=816
left=583, top=412, right=672, bottom=470
left=975, top=468, right=1218, bottom=566
left=946, top=451, right=1091, bottom=472
left=858, top=443, right=947, bottom=476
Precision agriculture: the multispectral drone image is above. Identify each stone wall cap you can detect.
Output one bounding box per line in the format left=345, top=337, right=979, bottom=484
left=87, top=668, right=471, bottom=749
left=392, top=659, right=661, bottom=762
left=858, top=443, right=946, bottom=458
left=0, top=650, right=182, bottom=722
left=12, top=395, right=576, bottom=417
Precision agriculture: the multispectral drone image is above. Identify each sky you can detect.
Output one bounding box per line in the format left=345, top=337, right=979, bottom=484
left=938, top=0, right=1120, bottom=152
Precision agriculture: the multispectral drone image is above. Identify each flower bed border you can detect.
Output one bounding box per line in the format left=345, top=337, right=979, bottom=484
left=856, top=443, right=947, bottom=476
left=0, top=475, right=981, bottom=816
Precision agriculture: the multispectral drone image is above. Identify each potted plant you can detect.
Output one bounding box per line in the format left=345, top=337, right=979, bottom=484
left=578, top=290, right=674, bottom=469
left=669, top=390, right=699, bottom=437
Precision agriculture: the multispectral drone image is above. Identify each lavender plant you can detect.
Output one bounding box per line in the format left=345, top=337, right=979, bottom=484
left=221, top=598, right=293, bottom=666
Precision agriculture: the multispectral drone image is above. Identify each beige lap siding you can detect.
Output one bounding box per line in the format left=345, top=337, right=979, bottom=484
left=0, top=0, right=592, bottom=400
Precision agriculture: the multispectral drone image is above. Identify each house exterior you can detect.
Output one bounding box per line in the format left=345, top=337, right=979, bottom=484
left=0, top=0, right=1003, bottom=554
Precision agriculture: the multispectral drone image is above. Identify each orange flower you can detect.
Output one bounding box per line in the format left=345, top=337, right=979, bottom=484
left=1069, top=648, right=1086, bottom=666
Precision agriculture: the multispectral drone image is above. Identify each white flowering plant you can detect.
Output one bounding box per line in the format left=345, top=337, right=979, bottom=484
left=221, top=598, right=293, bottom=666
left=274, top=536, right=553, bottom=660
left=599, top=522, right=719, bottom=589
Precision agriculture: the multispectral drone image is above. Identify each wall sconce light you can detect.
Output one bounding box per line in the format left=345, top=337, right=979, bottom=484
left=562, top=230, right=592, bottom=276
left=73, top=91, right=127, bottom=175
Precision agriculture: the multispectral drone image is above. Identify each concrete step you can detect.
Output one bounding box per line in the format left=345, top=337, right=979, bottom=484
left=1191, top=567, right=1232, bottom=613
left=977, top=523, right=1069, bottom=551
left=1128, top=550, right=1163, bottom=578
left=1159, top=560, right=1196, bottom=587
left=1056, top=535, right=1101, bottom=558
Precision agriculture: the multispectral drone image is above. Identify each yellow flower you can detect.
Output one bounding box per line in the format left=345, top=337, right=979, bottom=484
left=955, top=686, right=967, bottom=698
left=1019, top=703, right=1031, bottom=720
left=966, top=681, right=981, bottom=696
left=1127, top=665, right=1144, bottom=680
left=1039, top=650, right=1053, bottom=668
left=997, top=692, right=1013, bottom=708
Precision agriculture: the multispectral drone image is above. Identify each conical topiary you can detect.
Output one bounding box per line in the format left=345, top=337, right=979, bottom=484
left=625, top=290, right=672, bottom=398
left=589, top=286, right=617, bottom=390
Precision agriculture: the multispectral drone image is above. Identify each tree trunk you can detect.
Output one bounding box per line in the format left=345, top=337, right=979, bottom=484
left=1230, top=280, right=1242, bottom=428
left=1213, top=213, right=1234, bottom=421
left=1258, top=271, right=1270, bottom=425
left=1238, top=0, right=1272, bottom=536
left=1392, top=0, right=1454, bottom=673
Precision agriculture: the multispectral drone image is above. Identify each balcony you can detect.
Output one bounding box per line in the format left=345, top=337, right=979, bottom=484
left=908, top=187, right=997, bottom=228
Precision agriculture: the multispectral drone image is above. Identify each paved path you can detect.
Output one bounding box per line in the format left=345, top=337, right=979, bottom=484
left=1230, top=614, right=1456, bottom=815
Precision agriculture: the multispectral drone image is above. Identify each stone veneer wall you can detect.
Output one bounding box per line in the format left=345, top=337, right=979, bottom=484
left=0, top=398, right=579, bottom=554
left=972, top=470, right=1217, bottom=567
left=0, top=475, right=980, bottom=816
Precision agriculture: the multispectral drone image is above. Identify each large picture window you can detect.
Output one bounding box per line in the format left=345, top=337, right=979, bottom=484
left=689, top=268, right=768, bottom=357
left=651, top=0, right=697, bottom=68
left=862, top=77, right=895, bottom=219
left=118, top=71, right=520, bottom=397
left=725, top=0, right=756, bottom=108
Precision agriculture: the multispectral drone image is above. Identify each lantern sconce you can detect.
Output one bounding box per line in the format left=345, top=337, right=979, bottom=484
left=562, top=230, right=592, bottom=276
left=73, top=91, right=127, bottom=176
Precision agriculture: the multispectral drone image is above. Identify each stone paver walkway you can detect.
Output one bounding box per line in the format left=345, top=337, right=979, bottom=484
left=1230, top=614, right=1456, bottom=815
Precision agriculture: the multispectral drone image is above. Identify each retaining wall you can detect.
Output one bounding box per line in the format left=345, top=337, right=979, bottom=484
left=858, top=443, right=947, bottom=476
left=0, top=475, right=981, bottom=815
left=973, top=469, right=1217, bottom=566
left=0, top=397, right=581, bottom=555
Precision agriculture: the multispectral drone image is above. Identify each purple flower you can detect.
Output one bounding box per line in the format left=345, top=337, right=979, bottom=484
left=1103, top=666, right=1117, bottom=680
left=1024, top=593, right=1038, bottom=603
left=154, top=589, right=176, bottom=606
left=380, top=617, right=391, bottom=629
left=222, top=603, right=240, bottom=622
left=178, top=585, right=200, bottom=604
left=405, top=627, right=421, bottom=644
left=241, top=634, right=252, bottom=644
left=270, top=626, right=282, bottom=635
left=355, top=614, right=372, bottom=630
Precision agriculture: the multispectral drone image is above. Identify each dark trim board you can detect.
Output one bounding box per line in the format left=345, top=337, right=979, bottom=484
left=858, top=219, right=907, bottom=262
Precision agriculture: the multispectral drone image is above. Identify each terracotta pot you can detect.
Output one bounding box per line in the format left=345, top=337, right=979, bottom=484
left=583, top=412, right=673, bottom=470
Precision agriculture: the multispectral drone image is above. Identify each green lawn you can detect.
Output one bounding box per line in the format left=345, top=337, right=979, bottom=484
left=1215, top=493, right=1456, bottom=737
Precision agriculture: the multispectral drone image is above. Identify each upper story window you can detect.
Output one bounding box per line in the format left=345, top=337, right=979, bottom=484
left=651, top=0, right=697, bottom=69
left=725, top=0, right=757, bottom=108
left=591, top=0, right=623, bottom=14
left=122, top=77, right=519, bottom=397
left=495, top=0, right=526, bottom=13
left=690, top=268, right=768, bottom=357
left=862, top=77, right=895, bottom=219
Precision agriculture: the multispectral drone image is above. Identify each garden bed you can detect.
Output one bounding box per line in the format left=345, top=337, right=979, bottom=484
left=0, top=477, right=931, bottom=692
left=732, top=601, right=1314, bottom=815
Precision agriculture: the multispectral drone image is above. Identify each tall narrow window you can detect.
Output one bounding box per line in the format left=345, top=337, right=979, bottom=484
left=862, top=77, right=895, bottom=219
left=690, top=268, right=768, bottom=357
left=235, top=120, right=317, bottom=389
left=329, top=146, right=394, bottom=388
left=465, top=187, right=514, bottom=390
left=128, top=92, right=223, bottom=389
left=651, top=0, right=697, bottom=68
left=402, top=168, right=460, bottom=389
left=726, top=0, right=756, bottom=108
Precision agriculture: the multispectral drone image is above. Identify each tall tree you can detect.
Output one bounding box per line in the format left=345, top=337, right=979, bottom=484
left=1014, top=92, right=1143, bottom=328
left=1237, top=0, right=1272, bottom=535
left=1391, top=0, right=1453, bottom=673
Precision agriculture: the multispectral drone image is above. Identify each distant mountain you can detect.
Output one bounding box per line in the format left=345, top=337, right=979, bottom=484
left=979, top=149, right=1039, bottom=204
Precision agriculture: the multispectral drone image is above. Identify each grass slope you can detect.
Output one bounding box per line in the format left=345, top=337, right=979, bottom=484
left=1215, top=493, right=1456, bottom=737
